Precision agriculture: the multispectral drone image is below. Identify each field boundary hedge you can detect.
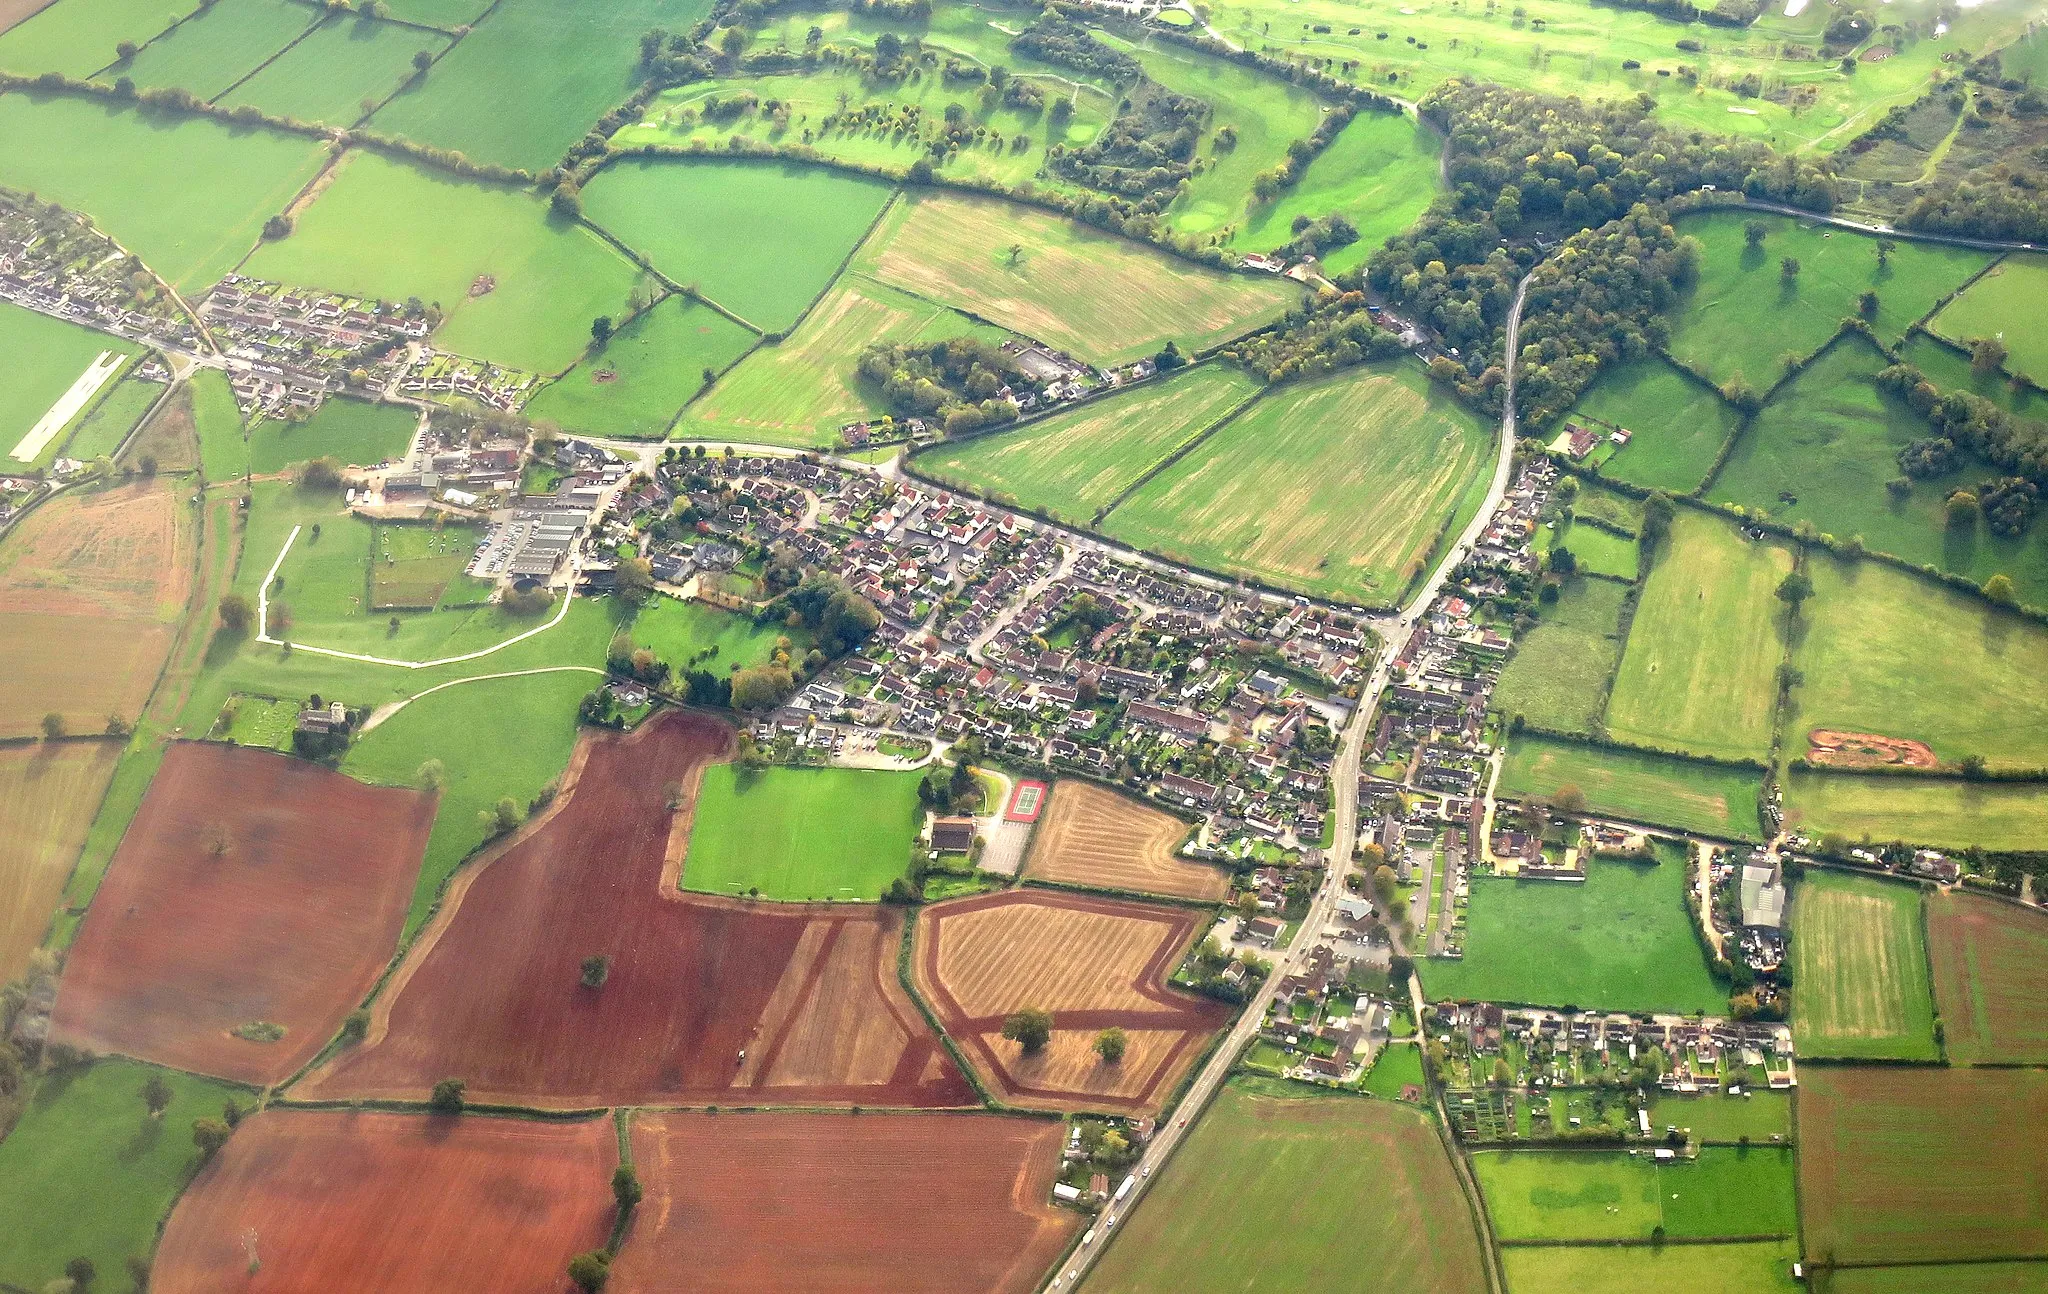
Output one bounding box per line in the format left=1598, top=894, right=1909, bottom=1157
left=1087, top=384, right=1265, bottom=526
left=1016, top=876, right=1221, bottom=912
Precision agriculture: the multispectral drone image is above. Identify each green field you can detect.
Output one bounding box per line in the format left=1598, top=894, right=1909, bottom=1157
left=1548, top=525, right=1638, bottom=582
left=104, top=0, right=314, bottom=100
left=1490, top=575, right=1628, bottom=736
left=1421, top=843, right=1725, bottom=1016
left=1227, top=108, right=1440, bottom=274
left=1647, top=1089, right=1791, bottom=1144
left=1501, top=1240, right=1800, bottom=1294
left=1604, top=509, right=1790, bottom=762
left=1928, top=253, right=2048, bottom=382
left=57, top=374, right=161, bottom=462
left=378, top=0, right=490, bottom=29
left=1787, top=869, right=1937, bottom=1062
left=1898, top=328, right=2048, bottom=421
left=912, top=363, right=1259, bottom=526
left=0, top=300, right=134, bottom=469
left=222, top=692, right=298, bottom=749
left=1102, top=363, right=1493, bottom=605
left=629, top=595, right=799, bottom=675
left=246, top=396, right=416, bottom=475
left=185, top=366, right=246, bottom=482
left=1473, top=1146, right=1797, bottom=1243
left=221, top=12, right=452, bottom=127
left=370, top=520, right=483, bottom=609
left=1086, top=1078, right=1489, bottom=1293
left=1359, top=1042, right=1425, bottom=1100
left=524, top=296, right=755, bottom=439
left=1570, top=356, right=1739, bottom=494
left=1783, top=769, right=2048, bottom=855
left=1500, top=733, right=1761, bottom=842
left=0, top=0, right=193, bottom=78
left=1830, top=1263, right=2048, bottom=1294
left=679, top=764, right=922, bottom=901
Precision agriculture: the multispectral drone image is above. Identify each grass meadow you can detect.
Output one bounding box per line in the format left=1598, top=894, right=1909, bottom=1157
left=1500, top=733, right=1761, bottom=841
left=183, top=367, right=246, bottom=482
left=0, top=0, right=193, bottom=77
left=1473, top=1146, right=1796, bottom=1243
left=1548, top=524, right=1638, bottom=581
left=629, top=595, right=798, bottom=674
left=1786, top=869, right=1937, bottom=1061
left=1489, top=574, right=1628, bottom=735
left=524, top=296, right=755, bottom=439
left=1926, top=889, right=2048, bottom=1067
left=102, top=0, right=315, bottom=101
left=1227, top=108, right=1440, bottom=275
left=1898, top=329, right=2048, bottom=421
left=1502, top=1241, right=1800, bottom=1294
left=1569, top=356, right=1739, bottom=494
left=680, top=764, right=922, bottom=901
left=1647, top=1089, right=1792, bottom=1144
left=221, top=12, right=451, bottom=127
left=58, top=375, right=161, bottom=463
left=247, top=396, right=416, bottom=474
left=378, top=0, right=491, bottom=29
left=1928, top=253, right=2048, bottom=382
left=1782, top=768, right=2048, bottom=854
left=0, top=300, right=135, bottom=468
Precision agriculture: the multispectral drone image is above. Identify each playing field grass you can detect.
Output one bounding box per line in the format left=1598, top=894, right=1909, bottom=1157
left=56, top=374, right=161, bottom=463
left=1490, top=575, right=1628, bottom=736
left=1475, top=1146, right=1796, bottom=1243
left=1928, top=253, right=2048, bottom=382
left=102, top=0, right=315, bottom=100
left=0, top=1059, right=248, bottom=1294
left=247, top=395, right=415, bottom=474
left=221, top=11, right=451, bottom=127
left=1421, top=842, right=1725, bottom=1016
left=1500, top=733, right=1761, bottom=842
left=1926, top=889, right=2048, bottom=1067
left=1898, top=328, right=2048, bottom=422
left=1648, top=1089, right=1792, bottom=1144
left=1227, top=108, right=1440, bottom=275
left=580, top=158, right=893, bottom=334
left=0, top=0, right=191, bottom=78
left=912, top=363, right=1259, bottom=526
left=0, top=91, right=326, bottom=292
left=524, top=296, right=755, bottom=439
left=1786, top=869, right=1937, bottom=1061
left=1502, top=1240, right=1801, bottom=1294
left=1103, top=362, right=1493, bottom=605
left=1782, top=768, right=2048, bottom=854
left=1086, top=1078, right=1488, bottom=1293
left=630, top=594, right=800, bottom=674
left=680, top=764, right=922, bottom=901
left=0, top=299, right=134, bottom=469
left=1569, top=356, right=1739, bottom=494
left=857, top=190, right=1297, bottom=365
left=1604, top=509, right=1790, bottom=762
left=243, top=149, right=643, bottom=373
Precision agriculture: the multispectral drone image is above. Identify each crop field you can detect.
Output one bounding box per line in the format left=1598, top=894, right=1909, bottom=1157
left=0, top=0, right=194, bottom=77
left=0, top=92, right=326, bottom=292
left=681, top=764, right=922, bottom=901
left=1473, top=1146, right=1797, bottom=1243
left=610, top=1111, right=1077, bottom=1293
left=1928, top=253, right=2048, bottom=381
left=0, top=478, right=190, bottom=738
left=1501, top=1240, right=1800, bottom=1294
left=220, top=12, right=451, bottom=127
left=1020, top=778, right=1226, bottom=901
left=630, top=594, right=798, bottom=673
left=0, top=738, right=118, bottom=982
left=1925, top=889, right=2048, bottom=1066
left=914, top=888, right=1229, bottom=1113
left=1648, top=1089, right=1792, bottom=1144
left=0, top=299, right=134, bottom=468
left=1568, top=356, right=1739, bottom=494
left=1832, top=1264, right=2048, bottom=1294
left=1785, top=869, right=1937, bottom=1061
left=56, top=373, right=160, bottom=462
left=1227, top=107, right=1441, bottom=275
left=302, top=712, right=973, bottom=1107
left=912, top=363, right=1259, bottom=526
left=247, top=394, right=416, bottom=474
left=51, top=741, right=434, bottom=1084
left=1604, top=509, right=1790, bottom=762
left=153, top=1110, right=618, bottom=1294
left=1421, top=844, right=1726, bottom=1016
left=1489, top=575, right=1628, bottom=735
left=1500, top=733, right=1761, bottom=841
left=859, top=191, right=1297, bottom=365
left=1103, top=363, right=1494, bottom=605
left=1798, top=1066, right=2048, bottom=1266
left=105, top=0, right=314, bottom=101
left=523, top=296, right=754, bottom=438
left=1087, top=1079, right=1488, bottom=1293
left=243, top=149, right=642, bottom=373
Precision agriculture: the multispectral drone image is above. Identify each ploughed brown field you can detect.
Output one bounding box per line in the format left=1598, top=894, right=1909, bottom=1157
left=1022, top=779, right=1228, bottom=901
left=51, top=742, right=433, bottom=1085
left=1926, top=890, right=2048, bottom=1066
left=300, top=711, right=972, bottom=1108
left=153, top=1109, right=617, bottom=1293
left=609, top=1111, right=1077, bottom=1293
left=914, top=889, right=1230, bottom=1114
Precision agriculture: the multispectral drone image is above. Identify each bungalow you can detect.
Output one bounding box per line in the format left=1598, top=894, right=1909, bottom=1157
left=1245, top=915, right=1285, bottom=947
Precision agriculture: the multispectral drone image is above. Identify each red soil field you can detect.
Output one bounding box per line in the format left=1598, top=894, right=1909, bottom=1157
left=154, top=1109, right=617, bottom=1294
left=51, top=742, right=433, bottom=1085
left=300, top=710, right=971, bottom=1108
left=1806, top=729, right=1937, bottom=770
left=609, top=1111, right=1077, bottom=1293
left=1926, top=890, right=2048, bottom=1065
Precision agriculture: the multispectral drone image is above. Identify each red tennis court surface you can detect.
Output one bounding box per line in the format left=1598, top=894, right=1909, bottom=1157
left=1005, top=779, right=1049, bottom=823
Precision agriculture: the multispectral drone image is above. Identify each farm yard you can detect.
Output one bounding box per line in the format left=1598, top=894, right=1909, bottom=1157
left=679, top=764, right=923, bottom=901
left=0, top=737, right=119, bottom=983
left=1498, top=733, right=1762, bottom=842
left=1472, top=1146, right=1797, bottom=1243
left=1925, top=890, right=2048, bottom=1066
left=1020, top=778, right=1227, bottom=901
left=1785, top=869, right=1938, bottom=1062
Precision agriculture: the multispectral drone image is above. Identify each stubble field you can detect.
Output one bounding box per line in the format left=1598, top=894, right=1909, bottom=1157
left=1021, top=778, right=1226, bottom=901
left=1786, top=870, right=1937, bottom=1061
left=0, top=737, right=120, bottom=983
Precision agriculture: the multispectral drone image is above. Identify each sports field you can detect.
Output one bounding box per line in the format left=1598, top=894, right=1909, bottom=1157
left=222, top=11, right=452, bottom=127
left=1227, top=108, right=1441, bottom=275
left=680, top=764, right=923, bottom=901
left=630, top=594, right=800, bottom=674
left=1925, top=889, right=2048, bottom=1066
left=1781, top=767, right=2048, bottom=853
left=1567, top=356, right=1739, bottom=494
left=1087, top=1079, right=1488, bottom=1293
left=0, top=299, right=134, bottom=468
left=0, top=737, right=118, bottom=982
left=913, top=363, right=1259, bottom=526
left=1928, top=253, right=2048, bottom=382
left=1604, top=509, right=1790, bottom=762
left=1489, top=575, right=1627, bottom=736
left=1500, top=733, right=1761, bottom=841
left=1502, top=1240, right=1800, bottom=1294
left=1786, top=869, right=1937, bottom=1061
left=1473, top=1146, right=1797, bottom=1243
left=106, top=0, right=315, bottom=101
left=1103, top=363, right=1494, bottom=605
left=522, top=296, right=754, bottom=438
left=248, top=395, right=416, bottom=474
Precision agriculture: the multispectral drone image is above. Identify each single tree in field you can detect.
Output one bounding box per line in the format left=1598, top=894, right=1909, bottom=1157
left=192, top=1117, right=232, bottom=1162
left=1743, top=219, right=1768, bottom=249
left=40, top=713, right=64, bottom=740
left=1875, top=236, right=1896, bottom=268
left=580, top=955, right=611, bottom=989
left=1776, top=571, right=1813, bottom=605
left=1093, top=1028, right=1127, bottom=1065
left=590, top=316, right=613, bottom=346
left=217, top=591, right=252, bottom=635
left=1858, top=290, right=1879, bottom=320
left=567, top=1250, right=612, bottom=1293
left=1005, top=242, right=1024, bottom=267
left=63, top=1257, right=95, bottom=1290
left=1971, top=336, right=2008, bottom=378
left=1946, top=489, right=1981, bottom=529
left=415, top=760, right=446, bottom=791
left=140, top=1073, right=173, bottom=1119
left=1779, top=256, right=1801, bottom=283
left=429, top=1078, right=465, bottom=1114
left=1552, top=784, right=1587, bottom=815
left=612, top=1164, right=643, bottom=1211
left=1001, top=1007, right=1053, bottom=1055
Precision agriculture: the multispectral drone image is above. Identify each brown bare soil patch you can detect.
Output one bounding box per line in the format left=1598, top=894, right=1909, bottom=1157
left=0, top=737, right=120, bottom=982
left=1860, top=44, right=1897, bottom=62
left=0, top=0, right=55, bottom=35
left=1022, top=779, right=1225, bottom=900
left=610, top=1111, right=1077, bottom=1293
left=154, top=1109, right=617, bottom=1294
left=469, top=274, right=496, bottom=297
left=1927, top=890, right=2048, bottom=1066
left=914, top=889, right=1230, bottom=1114
left=300, top=711, right=971, bottom=1108
left=1806, top=729, right=1937, bottom=770
left=51, top=742, right=433, bottom=1085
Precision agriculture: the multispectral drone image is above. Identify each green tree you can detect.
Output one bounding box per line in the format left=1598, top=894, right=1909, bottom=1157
left=1743, top=219, right=1768, bottom=249
left=567, top=1250, right=612, bottom=1293
left=580, top=955, right=610, bottom=988
left=416, top=759, right=447, bottom=791
left=1001, top=1007, right=1053, bottom=1054
left=1946, top=490, right=1981, bottom=529
left=63, top=1258, right=95, bottom=1291
left=612, top=1164, right=643, bottom=1211
left=140, top=1073, right=172, bottom=1118
left=1970, top=336, right=2008, bottom=378
left=429, top=1078, right=466, bottom=1113
left=1982, top=573, right=2017, bottom=606
left=613, top=556, right=655, bottom=607
left=1093, top=1027, right=1127, bottom=1064
left=1775, top=570, right=1813, bottom=605
left=1641, top=491, right=1675, bottom=547
left=1780, top=256, right=1801, bottom=282
left=192, top=1117, right=232, bottom=1162
left=590, top=316, right=613, bottom=345
left=40, top=712, right=64, bottom=740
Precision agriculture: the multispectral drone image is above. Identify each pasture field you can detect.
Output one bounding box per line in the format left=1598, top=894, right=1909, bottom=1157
left=676, top=272, right=1009, bottom=447
left=581, top=159, right=894, bottom=333
left=1786, top=869, right=1937, bottom=1061
left=913, top=888, right=1230, bottom=1113
left=0, top=737, right=119, bottom=982
left=0, top=0, right=190, bottom=76
left=858, top=190, right=1297, bottom=365
left=611, top=1112, right=1077, bottom=1294
left=912, top=363, right=1259, bottom=526
left=1103, top=363, right=1494, bottom=605
left=1227, top=107, right=1441, bottom=274
left=681, top=764, right=923, bottom=901
left=104, top=0, right=314, bottom=100
left=1569, top=356, right=1739, bottom=494
left=1925, top=889, right=2048, bottom=1066
left=1929, top=253, right=2048, bottom=381
left=1783, top=768, right=2048, bottom=853
left=1788, top=555, right=2048, bottom=770
left=1501, top=1241, right=1801, bottom=1294
left=1499, top=733, right=1761, bottom=841
left=1473, top=1146, right=1797, bottom=1243
left=222, top=12, right=452, bottom=127
left=1648, top=1088, right=1792, bottom=1144
left=57, top=372, right=161, bottom=463
left=630, top=594, right=800, bottom=673
left=1604, top=509, right=1790, bottom=762
left=369, top=520, right=482, bottom=608
left=1665, top=212, right=1991, bottom=387
left=154, top=1110, right=618, bottom=1294
left=366, top=0, right=716, bottom=171
left=1547, top=524, right=1637, bottom=581
left=186, top=368, right=249, bottom=481
left=1087, top=1079, right=1488, bottom=1293
left=1360, top=1041, right=1425, bottom=1099
left=247, top=394, right=415, bottom=474
left=1021, top=778, right=1226, bottom=901
left=0, top=1059, right=248, bottom=1294
left=1797, top=1066, right=2048, bottom=1266
left=0, top=478, right=191, bottom=738
left=51, top=741, right=434, bottom=1084
left=523, top=295, right=754, bottom=438
left=379, top=0, right=489, bottom=28
left=243, top=149, right=642, bottom=374
left=0, top=299, right=134, bottom=469
left=303, top=712, right=973, bottom=1108
left=1420, top=843, right=1725, bottom=1016
left=1489, top=574, right=1628, bottom=736
left=1899, top=328, right=2048, bottom=420
left=0, top=92, right=326, bottom=291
